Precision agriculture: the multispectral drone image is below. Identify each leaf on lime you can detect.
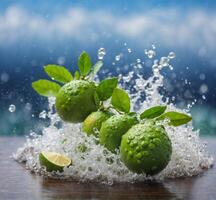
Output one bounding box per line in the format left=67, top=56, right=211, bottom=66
left=140, top=105, right=167, bottom=119
left=44, top=64, right=73, bottom=83
left=32, top=80, right=61, bottom=97
left=96, top=77, right=118, bottom=101
left=74, top=71, right=80, bottom=80
left=157, top=111, right=192, bottom=126
left=78, top=51, right=92, bottom=76
left=111, top=88, right=130, bottom=113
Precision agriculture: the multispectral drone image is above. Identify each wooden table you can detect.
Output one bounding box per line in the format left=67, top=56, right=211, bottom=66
left=0, top=137, right=215, bottom=200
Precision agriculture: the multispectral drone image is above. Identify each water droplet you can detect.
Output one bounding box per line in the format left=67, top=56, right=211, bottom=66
left=98, top=48, right=106, bottom=60
left=93, top=127, right=100, bottom=134
left=159, top=57, right=170, bottom=67
left=136, top=146, right=141, bottom=152
left=136, top=153, right=142, bottom=159
left=152, top=44, right=156, bottom=49
left=142, top=151, right=149, bottom=157
left=169, top=65, right=174, bottom=70
left=153, top=138, right=161, bottom=144
left=137, top=64, right=142, bottom=69
left=188, top=134, right=192, bottom=140
left=199, top=84, right=208, bottom=94
left=128, top=135, right=134, bottom=140
left=154, top=60, right=158, bottom=65
left=25, top=103, right=32, bottom=111
left=137, top=160, right=141, bottom=164
left=127, top=48, right=132, bottom=53
left=39, top=110, right=47, bottom=119
left=136, top=59, right=141, bottom=63
left=153, top=67, right=159, bottom=73
left=115, top=54, right=122, bottom=61
left=145, top=50, right=156, bottom=59
left=9, top=104, right=16, bottom=112
left=57, top=56, right=66, bottom=65
left=199, top=73, right=206, bottom=80
left=141, top=141, right=147, bottom=147
left=148, top=143, right=155, bottom=149
left=168, top=52, right=176, bottom=59
left=1, top=72, right=9, bottom=83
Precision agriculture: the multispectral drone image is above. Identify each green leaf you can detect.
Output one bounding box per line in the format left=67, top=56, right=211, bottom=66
left=74, top=71, right=80, bottom=80
left=96, top=77, right=118, bottom=101
left=88, top=61, right=103, bottom=80
left=157, top=111, right=192, bottom=126
left=78, top=51, right=92, bottom=76
left=32, top=80, right=61, bottom=97
left=140, top=105, right=167, bottom=119
left=111, top=88, right=130, bottom=113
left=44, top=64, right=73, bottom=83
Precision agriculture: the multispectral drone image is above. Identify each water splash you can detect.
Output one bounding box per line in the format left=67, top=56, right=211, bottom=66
left=14, top=48, right=214, bottom=184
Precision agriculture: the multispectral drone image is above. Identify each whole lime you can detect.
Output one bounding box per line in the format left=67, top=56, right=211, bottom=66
left=120, top=122, right=172, bottom=175
left=99, top=114, right=138, bottom=153
left=56, top=80, right=98, bottom=123
left=83, top=111, right=112, bottom=137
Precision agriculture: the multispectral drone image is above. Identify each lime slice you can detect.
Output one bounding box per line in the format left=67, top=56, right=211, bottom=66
left=39, top=152, right=72, bottom=172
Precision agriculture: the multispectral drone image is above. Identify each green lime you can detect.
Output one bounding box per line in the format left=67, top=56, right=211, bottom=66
left=99, top=114, right=138, bottom=153
left=56, top=80, right=99, bottom=123
left=83, top=111, right=112, bottom=137
left=39, top=152, right=72, bottom=172
left=120, top=122, right=172, bottom=175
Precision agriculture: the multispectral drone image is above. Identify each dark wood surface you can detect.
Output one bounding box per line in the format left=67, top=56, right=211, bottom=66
left=0, top=137, right=215, bottom=200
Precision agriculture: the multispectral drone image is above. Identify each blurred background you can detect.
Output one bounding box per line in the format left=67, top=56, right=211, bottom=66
left=0, top=0, right=215, bottom=136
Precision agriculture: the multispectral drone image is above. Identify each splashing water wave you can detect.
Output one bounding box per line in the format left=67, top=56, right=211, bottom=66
left=14, top=50, right=214, bottom=185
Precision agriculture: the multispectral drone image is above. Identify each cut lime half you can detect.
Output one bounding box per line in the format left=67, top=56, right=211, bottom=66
left=39, top=152, right=72, bottom=172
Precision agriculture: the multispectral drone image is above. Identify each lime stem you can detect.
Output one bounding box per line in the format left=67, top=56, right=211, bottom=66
left=106, top=105, right=124, bottom=114
left=80, top=75, right=86, bottom=80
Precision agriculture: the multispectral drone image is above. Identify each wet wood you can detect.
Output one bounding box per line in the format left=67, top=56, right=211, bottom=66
left=0, top=137, right=215, bottom=200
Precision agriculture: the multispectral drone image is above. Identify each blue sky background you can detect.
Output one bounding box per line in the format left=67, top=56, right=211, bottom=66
left=0, top=0, right=216, bottom=135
